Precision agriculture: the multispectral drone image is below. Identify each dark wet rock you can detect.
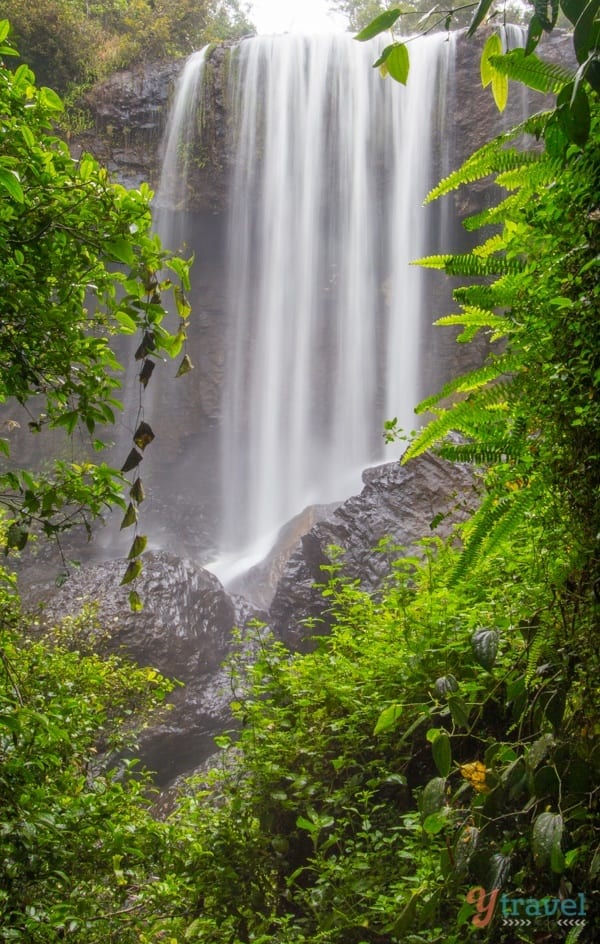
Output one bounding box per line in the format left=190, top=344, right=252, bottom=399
left=35, top=552, right=263, bottom=786
left=226, top=502, right=340, bottom=610
left=269, top=454, right=478, bottom=647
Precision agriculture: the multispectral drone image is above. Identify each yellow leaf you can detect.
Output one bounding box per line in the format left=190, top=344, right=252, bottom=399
left=480, top=33, right=502, bottom=88
left=492, top=71, right=509, bottom=112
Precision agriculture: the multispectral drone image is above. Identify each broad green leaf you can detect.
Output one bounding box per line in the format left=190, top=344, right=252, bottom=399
left=557, top=82, right=591, bottom=146
left=120, top=503, right=138, bottom=529
left=481, top=33, right=502, bottom=87
left=533, top=811, right=564, bottom=871
left=423, top=810, right=450, bottom=835
left=6, top=523, right=28, bottom=551
left=174, top=284, right=192, bottom=319
left=471, top=628, right=499, bottom=670
left=130, top=478, right=146, bottom=503
left=128, top=534, right=147, bottom=559
left=120, top=559, right=142, bottom=585
left=374, top=703, right=402, bottom=734
left=176, top=354, right=194, bottom=377
left=448, top=694, right=471, bottom=728
left=431, top=730, right=452, bottom=777
left=385, top=43, right=410, bottom=85
left=121, top=448, right=143, bottom=473
left=0, top=167, right=24, bottom=203
left=525, top=14, right=545, bottom=55
left=128, top=590, right=144, bottom=611
left=468, top=0, right=495, bottom=37
left=421, top=777, right=447, bottom=818
left=114, top=310, right=138, bottom=334
left=355, top=8, right=402, bottom=41
left=0, top=19, right=10, bottom=42
left=40, top=87, right=64, bottom=113
left=491, top=68, right=509, bottom=112
left=106, top=238, right=135, bottom=266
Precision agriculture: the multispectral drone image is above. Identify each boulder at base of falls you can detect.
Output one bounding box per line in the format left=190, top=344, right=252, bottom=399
left=269, top=453, right=478, bottom=648
left=36, top=551, right=265, bottom=787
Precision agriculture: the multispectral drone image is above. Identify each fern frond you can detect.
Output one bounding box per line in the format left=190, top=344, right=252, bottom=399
left=438, top=440, right=523, bottom=464
left=444, top=254, right=522, bottom=277
left=452, top=285, right=498, bottom=308
left=404, top=380, right=518, bottom=464
left=463, top=193, right=531, bottom=231
left=424, top=112, right=552, bottom=205
left=489, top=49, right=574, bottom=94
left=424, top=148, right=535, bottom=204
left=412, top=254, right=453, bottom=270
left=495, top=156, right=559, bottom=192
left=415, top=358, right=517, bottom=416
left=415, top=252, right=521, bottom=277
left=525, top=628, right=547, bottom=685
left=435, top=308, right=509, bottom=342
left=450, top=484, right=538, bottom=586
left=472, top=234, right=507, bottom=258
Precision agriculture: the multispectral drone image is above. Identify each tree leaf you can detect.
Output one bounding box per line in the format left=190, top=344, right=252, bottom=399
left=525, top=14, right=545, bottom=55
left=133, top=421, right=155, bottom=451
left=492, top=68, right=509, bottom=112
left=431, top=730, right=452, bottom=777
left=468, top=0, right=495, bottom=37
left=120, top=559, right=142, bottom=585
left=121, top=448, right=143, bottom=473
left=448, top=694, right=471, bottom=729
left=106, top=238, right=135, bottom=266
left=128, top=590, right=144, bottom=612
left=374, top=703, right=402, bottom=734
left=130, top=478, right=146, bottom=504
left=471, top=628, right=499, bottom=670
left=176, top=354, right=194, bottom=377
left=385, top=43, right=410, bottom=85
left=421, top=776, right=447, bottom=819
left=0, top=167, right=24, bottom=202
left=355, top=9, right=402, bottom=41
left=481, top=33, right=502, bottom=87
left=557, top=81, right=591, bottom=146
left=128, top=534, right=147, bottom=559
left=532, top=811, right=564, bottom=871
left=120, top=503, right=137, bottom=530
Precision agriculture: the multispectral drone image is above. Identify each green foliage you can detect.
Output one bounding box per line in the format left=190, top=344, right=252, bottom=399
left=405, top=95, right=600, bottom=587
left=0, top=26, right=192, bottom=571
left=0, top=0, right=254, bottom=92
left=357, top=0, right=599, bottom=148
left=142, top=516, right=599, bottom=942
left=0, top=581, right=175, bottom=942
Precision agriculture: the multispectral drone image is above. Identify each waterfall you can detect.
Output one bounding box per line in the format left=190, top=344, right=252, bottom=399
left=214, top=33, right=455, bottom=576
left=153, top=48, right=209, bottom=247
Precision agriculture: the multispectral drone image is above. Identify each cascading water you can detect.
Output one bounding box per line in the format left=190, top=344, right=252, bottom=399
left=151, top=31, right=536, bottom=579
left=213, top=33, right=456, bottom=577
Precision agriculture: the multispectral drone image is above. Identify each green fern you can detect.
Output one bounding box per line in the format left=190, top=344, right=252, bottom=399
left=495, top=157, right=559, bottom=191
left=489, top=49, right=573, bottom=95
left=444, top=254, right=522, bottom=277
left=424, top=118, right=550, bottom=204
left=415, top=253, right=522, bottom=277
left=414, top=363, right=517, bottom=417
left=450, top=484, right=538, bottom=587
left=434, top=308, right=508, bottom=343
left=438, top=440, right=525, bottom=464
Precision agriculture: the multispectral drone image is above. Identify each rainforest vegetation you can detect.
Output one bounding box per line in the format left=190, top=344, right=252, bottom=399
left=0, top=0, right=253, bottom=93
left=0, top=1, right=599, bottom=942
